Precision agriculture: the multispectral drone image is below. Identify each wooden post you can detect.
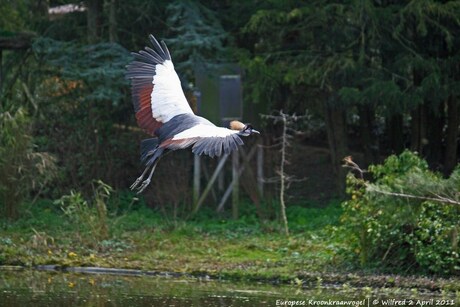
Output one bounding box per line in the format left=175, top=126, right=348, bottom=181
left=232, top=150, right=239, bottom=219
left=218, top=155, right=225, bottom=193
left=257, top=143, right=264, bottom=197
left=201, top=161, right=218, bottom=202
left=192, top=153, right=229, bottom=215
left=193, top=154, right=201, bottom=206
left=216, top=145, right=257, bottom=212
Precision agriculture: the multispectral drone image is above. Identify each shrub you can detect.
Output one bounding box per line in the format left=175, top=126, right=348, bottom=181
left=0, top=107, right=57, bottom=219
left=340, top=151, right=459, bottom=275
left=54, top=180, right=112, bottom=242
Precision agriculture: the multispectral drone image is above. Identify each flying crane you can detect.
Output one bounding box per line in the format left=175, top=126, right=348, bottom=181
left=126, top=35, right=259, bottom=193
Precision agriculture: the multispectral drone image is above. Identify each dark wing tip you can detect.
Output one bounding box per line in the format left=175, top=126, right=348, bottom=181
left=126, top=35, right=170, bottom=79
left=148, top=34, right=168, bottom=60
left=160, top=40, right=172, bottom=61
left=193, top=134, right=243, bottom=158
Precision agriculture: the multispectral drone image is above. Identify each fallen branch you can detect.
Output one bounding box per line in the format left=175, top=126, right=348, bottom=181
left=366, top=185, right=460, bottom=206
left=342, top=156, right=460, bottom=206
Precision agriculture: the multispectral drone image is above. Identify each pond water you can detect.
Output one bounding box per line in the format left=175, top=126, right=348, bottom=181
left=0, top=268, right=457, bottom=307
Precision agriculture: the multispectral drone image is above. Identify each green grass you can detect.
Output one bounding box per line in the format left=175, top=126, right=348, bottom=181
left=0, top=196, right=344, bottom=280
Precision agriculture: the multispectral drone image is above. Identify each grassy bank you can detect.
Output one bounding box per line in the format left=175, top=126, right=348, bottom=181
left=0, top=199, right=341, bottom=273
left=1, top=198, right=459, bottom=292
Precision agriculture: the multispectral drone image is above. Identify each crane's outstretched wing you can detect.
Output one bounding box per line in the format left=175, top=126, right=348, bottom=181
left=171, top=125, right=244, bottom=158
left=125, top=35, right=194, bottom=136
left=155, top=114, right=244, bottom=158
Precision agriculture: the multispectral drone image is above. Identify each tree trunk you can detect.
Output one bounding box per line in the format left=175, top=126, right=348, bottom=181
left=387, top=113, right=404, bottom=154
left=108, top=0, right=118, bottom=42
left=0, top=50, right=3, bottom=92
left=358, top=104, right=378, bottom=165
left=425, top=103, right=444, bottom=168
left=86, top=0, right=103, bottom=44
left=410, top=104, right=427, bottom=154
left=444, top=96, right=459, bottom=175
left=324, top=103, right=348, bottom=194
left=411, top=68, right=427, bottom=155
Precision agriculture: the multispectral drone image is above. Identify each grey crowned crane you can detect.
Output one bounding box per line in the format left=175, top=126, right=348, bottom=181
left=126, top=35, right=260, bottom=193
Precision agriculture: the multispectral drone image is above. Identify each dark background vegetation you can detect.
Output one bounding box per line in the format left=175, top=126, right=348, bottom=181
left=0, top=0, right=459, bottom=276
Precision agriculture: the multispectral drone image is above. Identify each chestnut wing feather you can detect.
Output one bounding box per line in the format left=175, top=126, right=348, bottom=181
left=126, top=35, right=193, bottom=135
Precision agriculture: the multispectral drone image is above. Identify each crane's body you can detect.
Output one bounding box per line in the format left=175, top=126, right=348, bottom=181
left=126, top=35, right=259, bottom=193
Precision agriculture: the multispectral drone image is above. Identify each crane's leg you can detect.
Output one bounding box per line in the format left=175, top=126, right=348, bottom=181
left=130, top=165, right=150, bottom=190
left=131, top=146, right=166, bottom=192
left=136, top=159, right=160, bottom=194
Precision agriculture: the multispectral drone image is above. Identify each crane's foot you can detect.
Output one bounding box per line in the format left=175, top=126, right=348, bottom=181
left=136, top=179, right=151, bottom=194
left=130, top=176, right=143, bottom=190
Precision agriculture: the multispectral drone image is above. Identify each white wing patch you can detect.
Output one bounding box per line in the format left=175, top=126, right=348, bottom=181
left=151, top=60, right=194, bottom=123
left=172, top=124, right=238, bottom=140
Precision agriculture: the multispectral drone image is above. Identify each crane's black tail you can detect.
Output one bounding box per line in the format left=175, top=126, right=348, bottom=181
left=131, top=138, right=165, bottom=193
left=140, top=138, right=159, bottom=163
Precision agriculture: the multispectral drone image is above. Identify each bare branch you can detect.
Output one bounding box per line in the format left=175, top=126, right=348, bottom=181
left=261, top=110, right=312, bottom=236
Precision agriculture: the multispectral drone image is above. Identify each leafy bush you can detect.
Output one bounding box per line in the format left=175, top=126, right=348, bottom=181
left=340, top=151, right=459, bottom=275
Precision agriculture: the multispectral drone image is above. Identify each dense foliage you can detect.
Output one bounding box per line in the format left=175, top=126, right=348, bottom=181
left=0, top=0, right=459, bottom=277
left=241, top=0, right=460, bottom=182
left=341, top=151, right=459, bottom=275
left=31, top=37, right=134, bottom=193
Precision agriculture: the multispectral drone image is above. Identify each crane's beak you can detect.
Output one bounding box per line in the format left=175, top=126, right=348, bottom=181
left=239, top=125, right=260, bottom=136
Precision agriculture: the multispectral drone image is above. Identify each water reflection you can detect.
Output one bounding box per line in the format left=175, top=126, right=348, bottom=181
left=2, top=269, right=291, bottom=307
left=0, top=268, right=456, bottom=307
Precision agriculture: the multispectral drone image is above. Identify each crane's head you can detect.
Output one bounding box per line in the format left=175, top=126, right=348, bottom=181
left=230, top=121, right=260, bottom=136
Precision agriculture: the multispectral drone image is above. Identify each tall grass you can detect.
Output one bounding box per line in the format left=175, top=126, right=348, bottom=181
left=0, top=107, right=57, bottom=219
